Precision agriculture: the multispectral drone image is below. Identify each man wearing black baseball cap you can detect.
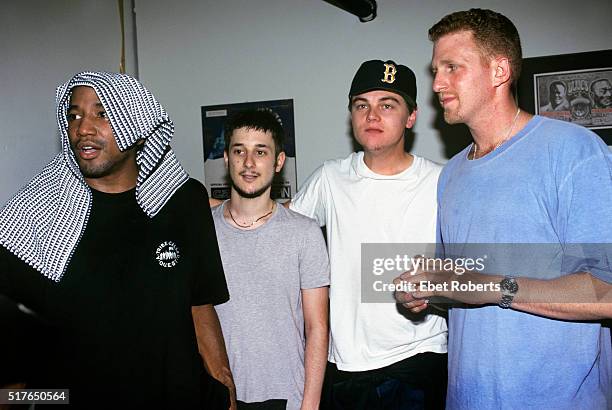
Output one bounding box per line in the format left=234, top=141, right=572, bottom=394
left=289, top=60, right=448, bottom=408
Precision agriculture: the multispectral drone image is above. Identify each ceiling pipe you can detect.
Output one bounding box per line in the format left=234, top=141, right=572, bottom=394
left=323, top=0, right=377, bottom=22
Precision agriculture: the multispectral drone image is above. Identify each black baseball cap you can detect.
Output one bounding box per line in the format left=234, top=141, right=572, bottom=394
left=349, top=60, right=417, bottom=108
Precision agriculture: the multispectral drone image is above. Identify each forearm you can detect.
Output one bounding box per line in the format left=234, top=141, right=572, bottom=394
left=301, top=324, right=327, bottom=410
left=300, top=287, right=329, bottom=410
left=191, top=305, right=236, bottom=403
left=511, top=272, right=612, bottom=320
left=399, top=270, right=612, bottom=320
left=455, top=271, right=612, bottom=319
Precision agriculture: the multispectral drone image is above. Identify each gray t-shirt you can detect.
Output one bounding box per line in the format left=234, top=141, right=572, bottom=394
left=212, top=202, right=330, bottom=409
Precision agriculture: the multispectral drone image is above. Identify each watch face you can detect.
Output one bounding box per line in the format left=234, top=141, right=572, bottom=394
left=501, top=277, right=519, bottom=294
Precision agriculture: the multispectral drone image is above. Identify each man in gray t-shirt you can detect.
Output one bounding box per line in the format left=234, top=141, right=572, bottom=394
left=211, top=109, right=330, bottom=410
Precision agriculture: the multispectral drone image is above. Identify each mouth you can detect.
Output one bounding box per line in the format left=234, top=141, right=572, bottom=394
left=364, top=127, right=384, bottom=133
left=75, top=142, right=102, bottom=160
left=439, top=95, right=456, bottom=107
left=239, top=172, right=260, bottom=182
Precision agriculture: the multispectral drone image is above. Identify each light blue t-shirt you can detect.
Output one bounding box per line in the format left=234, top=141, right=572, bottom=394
left=438, top=116, right=612, bottom=409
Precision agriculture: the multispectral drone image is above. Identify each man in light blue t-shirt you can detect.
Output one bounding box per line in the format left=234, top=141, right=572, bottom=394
left=395, top=8, right=612, bottom=410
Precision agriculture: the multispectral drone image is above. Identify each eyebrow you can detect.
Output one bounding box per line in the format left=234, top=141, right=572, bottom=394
left=230, top=142, right=271, bottom=149
left=431, top=59, right=454, bottom=70
left=378, top=96, right=401, bottom=104
left=352, top=96, right=401, bottom=105
left=67, top=103, right=104, bottom=111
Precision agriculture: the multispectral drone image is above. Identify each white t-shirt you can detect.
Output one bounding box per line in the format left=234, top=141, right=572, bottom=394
left=291, top=152, right=447, bottom=371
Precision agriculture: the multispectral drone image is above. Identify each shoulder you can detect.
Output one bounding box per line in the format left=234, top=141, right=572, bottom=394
left=277, top=204, right=320, bottom=228
left=532, top=115, right=593, bottom=137
left=531, top=116, right=609, bottom=156
left=158, top=178, right=210, bottom=219
left=177, top=178, right=208, bottom=195
left=276, top=206, right=325, bottom=240
left=295, top=153, right=358, bottom=197
left=412, top=155, right=443, bottom=177
left=319, top=152, right=361, bottom=175
left=209, top=200, right=224, bottom=218
left=169, top=178, right=209, bottom=203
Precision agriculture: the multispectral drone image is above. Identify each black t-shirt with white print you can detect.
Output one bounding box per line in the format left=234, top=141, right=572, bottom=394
left=0, top=178, right=228, bottom=408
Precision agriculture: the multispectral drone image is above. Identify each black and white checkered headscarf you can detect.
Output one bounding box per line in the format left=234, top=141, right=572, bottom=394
left=0, top=71, right=188, bottom=281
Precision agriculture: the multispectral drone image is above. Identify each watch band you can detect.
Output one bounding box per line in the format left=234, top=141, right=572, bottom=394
left=499, top=276, right=518, bottom=309
left=499, top=293, right=514, bottom=309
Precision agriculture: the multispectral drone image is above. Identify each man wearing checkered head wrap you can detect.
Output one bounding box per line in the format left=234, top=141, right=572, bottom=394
left=0, top=72, right=234, bottom=408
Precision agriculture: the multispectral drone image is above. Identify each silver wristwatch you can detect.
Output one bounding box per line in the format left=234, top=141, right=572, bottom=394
left=499, top=276, right=518, bottom=309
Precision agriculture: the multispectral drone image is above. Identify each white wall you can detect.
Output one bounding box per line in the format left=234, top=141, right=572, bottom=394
left=2, top=0, right=611, bottom=205
left=134, top=0, right=612, bottom=187
left=0, top=0, right=137, bottom=205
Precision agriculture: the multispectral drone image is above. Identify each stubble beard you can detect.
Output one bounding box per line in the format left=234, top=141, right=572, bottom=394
left=443, top=109, right=463, bottom=125
left=232, top=180, right=273, bottom=199
left=71, top=143, right=137, bottom=180
left=229, top=166, right=275, bottom=199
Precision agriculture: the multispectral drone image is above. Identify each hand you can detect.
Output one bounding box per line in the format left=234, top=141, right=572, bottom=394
left=394, top=255, right=502, bottom=310
left=393, top=262, right=449, bottom=313
left=228, top=384, right=237, bottom=410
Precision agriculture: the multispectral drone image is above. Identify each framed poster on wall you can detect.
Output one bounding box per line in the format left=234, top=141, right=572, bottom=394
left=517, top=49, right=612, bottom=145
left=201, top=99, right=297, bottom=201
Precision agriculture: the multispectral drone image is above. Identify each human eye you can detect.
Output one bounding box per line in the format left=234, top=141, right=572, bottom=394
left=353, top=102, right=367, bottom=110
left=66, top=112, right=81, bottom=122
left=256, top=150, right=267, bottom=156
left=97, top=110, right=109, bottom=120
left=232, top=148, right=244, bottom=155
left=447, top=64, right=458, bottom=72
left=382, top=103, right=393, bottom=110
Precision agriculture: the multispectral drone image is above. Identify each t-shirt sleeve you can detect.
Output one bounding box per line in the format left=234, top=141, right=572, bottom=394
left=188, top=181, right=230, bottom=306
left=299, top=218, right=330, bottom=289
left=290, top=165, right=327, bottom=227
left=557, top=141, right=612, bottom=284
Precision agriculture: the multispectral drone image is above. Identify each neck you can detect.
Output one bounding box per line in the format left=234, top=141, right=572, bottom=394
left=226, top=189, right=275, bottom=229
left=363, top=146, right=413, bottom=175
left=468, top=100, right=532, bottom=153
left=85, top=173, right=137, bottom=193
left=84, top=156, right=139, bottom=193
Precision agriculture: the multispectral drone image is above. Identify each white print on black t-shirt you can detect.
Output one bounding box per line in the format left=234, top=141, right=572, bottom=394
left=156, top=241, right=180, bottom=268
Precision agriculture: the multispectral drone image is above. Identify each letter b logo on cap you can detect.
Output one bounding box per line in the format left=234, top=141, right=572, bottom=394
left=381, top=63, right=397, bottom=84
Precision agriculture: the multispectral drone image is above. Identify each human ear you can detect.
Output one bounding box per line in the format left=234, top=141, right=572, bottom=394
left=275, top=152, right=286, bottom=172
left=492, top=57, right=511, bottom=87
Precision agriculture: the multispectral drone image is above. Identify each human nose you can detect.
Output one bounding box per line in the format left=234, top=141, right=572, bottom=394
left=76, top=115, right=95, bottom=137
left=366, top=107, right=380, bottom=122
left=432, top=72, right=446, bottom=93
left=243, top=151, right=255, bottom=168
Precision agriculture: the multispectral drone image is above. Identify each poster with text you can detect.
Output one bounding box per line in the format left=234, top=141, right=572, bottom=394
left=201, top=99, right=296, bottom=201
left=534, top=68, right=612, bottom=129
